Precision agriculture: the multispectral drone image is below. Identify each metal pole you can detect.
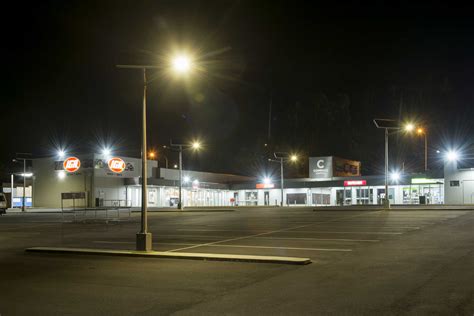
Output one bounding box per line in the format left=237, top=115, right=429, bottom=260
left=280, top=158, right=284, bottom=207
left=10, top=174, right=13, bottom=209
left=424, top=133, right=428, bottom=172
left=22, top=159, right=26, bottom=212
left=178, top=147, right=183, bottom=209
left=136, top=68, right=152, bottom=251
left=384, top=128, right=389, bottom=208
left=165, top=156, right=168, bottom=169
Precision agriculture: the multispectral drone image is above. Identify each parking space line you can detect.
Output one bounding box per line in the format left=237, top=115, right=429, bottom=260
left=280, top=231, right=404, bottom=235
left=205, top=245, right=352, bottom=252
left=256, top=237, right=380, bottom=242
left=93, top=241, right=352, bottom=252
left=167, top=210, right=383, bottom=252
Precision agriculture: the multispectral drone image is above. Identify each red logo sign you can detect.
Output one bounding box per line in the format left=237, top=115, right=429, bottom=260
left=108, top=157, right=126, bottom=173
left=344, top=180, right=367, bottom=186
left=63, top=157, right=81, bottom=173
left=256, top=183, right=275, bottom=189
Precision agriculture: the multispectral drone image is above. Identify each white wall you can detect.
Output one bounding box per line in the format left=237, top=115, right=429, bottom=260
left=444, top=161, right=474, bottom=204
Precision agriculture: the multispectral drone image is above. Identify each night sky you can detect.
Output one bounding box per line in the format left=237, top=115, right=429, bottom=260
left=2, top=1, right=474, bottom=179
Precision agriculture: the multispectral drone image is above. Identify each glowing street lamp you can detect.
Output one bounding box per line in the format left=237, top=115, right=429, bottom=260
left=404, top=123, right=415, bottom=132
left=390, top=171, right=401, bottom=182
left=192, top=141, right=201, bottom=150
left=58, top=150, right=66, bottom=158
left=446, top=150, right=459, bottom=162
left=171, top=55, right=192, bottom=74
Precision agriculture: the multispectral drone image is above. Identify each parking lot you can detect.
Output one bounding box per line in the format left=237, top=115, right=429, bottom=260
left=1, top=207, right=473, bottom=315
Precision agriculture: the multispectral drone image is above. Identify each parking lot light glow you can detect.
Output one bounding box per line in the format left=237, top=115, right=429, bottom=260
left=183, top=176, right=190, bottom=183
left=390, top=171, right=400, bottom=181
left=102, top=148, right=111, bottom=157
left=172, top=54, right=192, bottom=74
left=20, top=173, right=33, bottom=177
left=58, top=150, right=65, bottom=158
left=263, top=177, right=272, bottom=184
left=446, top=150, right=459, bottom=162
left=191, top=141, right=201, bottom=150
left=290, top=154, right=298, bottom=162
left=404, top=123, right=415, bottom=132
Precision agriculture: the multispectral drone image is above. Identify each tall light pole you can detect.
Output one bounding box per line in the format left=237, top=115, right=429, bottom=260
left=268, top=152, right=298, bottom=207
left=170, top=140, right=201, bottom=210
left=117, top=53, right=194, bottom=251
left=416, top=128, right=428, bottom=171
left=373, top=119, right=401, bottom=209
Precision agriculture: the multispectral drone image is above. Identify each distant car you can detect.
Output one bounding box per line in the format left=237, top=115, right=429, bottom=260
left=0, top=193, right=7, bottom=215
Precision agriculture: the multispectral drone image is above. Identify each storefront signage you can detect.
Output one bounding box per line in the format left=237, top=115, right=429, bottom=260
left=411, top=178, right=441, bottom=184
left=344, top=180, right=367, bottom=186
left=108, top=157, right=126, bottom=173
left=63, top=157, right=81, bottom=173
left=256, top=183, right=275, bottom=189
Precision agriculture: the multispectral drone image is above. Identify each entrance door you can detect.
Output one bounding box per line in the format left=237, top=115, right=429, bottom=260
left=264, top=191, right=270, bottom=206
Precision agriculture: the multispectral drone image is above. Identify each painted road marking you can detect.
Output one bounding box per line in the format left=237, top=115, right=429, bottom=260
left=256, top=236, right=380, bottom=242
left=167, top=210, right=384, bottom=252
left=93, top=241, right=352, bottom=252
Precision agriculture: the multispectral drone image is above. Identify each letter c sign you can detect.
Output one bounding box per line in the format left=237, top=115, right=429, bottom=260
left=317, top=159, right=325, bottom=169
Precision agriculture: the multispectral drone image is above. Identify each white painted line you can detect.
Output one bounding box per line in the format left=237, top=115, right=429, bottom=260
left=278, top=231, right=403, bottom=235
left=256, top=237, right=380, bottom=242
left=204, top=244, right=352, bottom=252
left=167, top=210, right=384, bottom=252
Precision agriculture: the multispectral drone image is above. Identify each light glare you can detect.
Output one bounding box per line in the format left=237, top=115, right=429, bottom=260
left=446, top=151, right=459, bottom=162
left=172, top=55, right=192, bottom=73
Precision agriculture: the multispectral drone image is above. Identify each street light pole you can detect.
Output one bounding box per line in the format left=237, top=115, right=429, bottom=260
left=178, top=146, right=183, bottom=210
left=424, top=132, right=428, bottom=172
left=137, top=68, right=152, bottom=251
left=384, top=128, right=389, bottom=207
left=22, top=159, right=26, bottom=212
left=280, top=158, right=284, bottom=207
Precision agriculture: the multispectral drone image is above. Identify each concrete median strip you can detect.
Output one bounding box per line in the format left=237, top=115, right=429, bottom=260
left=25, top=247, right=311, bottom=265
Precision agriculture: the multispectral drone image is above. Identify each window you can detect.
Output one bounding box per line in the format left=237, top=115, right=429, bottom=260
left=450, top=181, right=460, bottom=187
left=287, top=193, right=307, bottom=205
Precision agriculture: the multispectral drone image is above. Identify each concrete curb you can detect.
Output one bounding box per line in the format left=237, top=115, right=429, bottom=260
left=25, top=247, right=311, bottom=265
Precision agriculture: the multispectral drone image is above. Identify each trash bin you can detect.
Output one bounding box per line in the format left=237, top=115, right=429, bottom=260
left=419, top=196, right=426, bottom=205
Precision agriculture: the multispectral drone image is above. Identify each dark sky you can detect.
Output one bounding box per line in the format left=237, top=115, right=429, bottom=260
left=2, top=1, right=474, bottom=179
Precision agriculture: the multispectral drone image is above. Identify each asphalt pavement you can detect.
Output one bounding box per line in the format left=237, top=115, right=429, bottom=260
left=0, top=207, right=473, bottom=315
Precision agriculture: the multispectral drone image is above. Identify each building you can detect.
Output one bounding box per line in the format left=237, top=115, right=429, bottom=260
left=444, top=159, right=474, bottom=204
left=27, top=154, right=450, bottom=208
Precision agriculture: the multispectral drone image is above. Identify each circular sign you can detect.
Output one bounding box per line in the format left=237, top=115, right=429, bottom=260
left=108, top=157, right=126, bottom=173
left=63, top=157, right=81, bottom=173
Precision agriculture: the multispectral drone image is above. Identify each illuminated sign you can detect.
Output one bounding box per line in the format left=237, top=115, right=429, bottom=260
left=63, top=157, right=81, bottom=173
left=411, top=178, right=441, bottom=184
left=108, top=157, right=126, bottom=173
left=256, top=183, right=275, bottom=189
left=344, top=180, right=367, bottom=186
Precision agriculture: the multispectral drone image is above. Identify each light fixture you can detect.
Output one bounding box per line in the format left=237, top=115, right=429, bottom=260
left=174, top=164, right=178, bottom=169
left=290, top=154, right=298, bottom=162
left=172, top=54, right=192, bottom=74
left=58, top=150, right=65, bottom=158
left=446, top=150, right=459, bottom=162
left=183, top=176, right=190, bottom=183
left=20, top=173, right=33, bottom=178
left=102, top=148, right=111, bottom=157
left=191, top=141, right=201, bottom=150
left=404, top=123, right=415, bottom=132
left=390, top=171, right=400, bottom=182
left=263, top=177, right=272, bottom=184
